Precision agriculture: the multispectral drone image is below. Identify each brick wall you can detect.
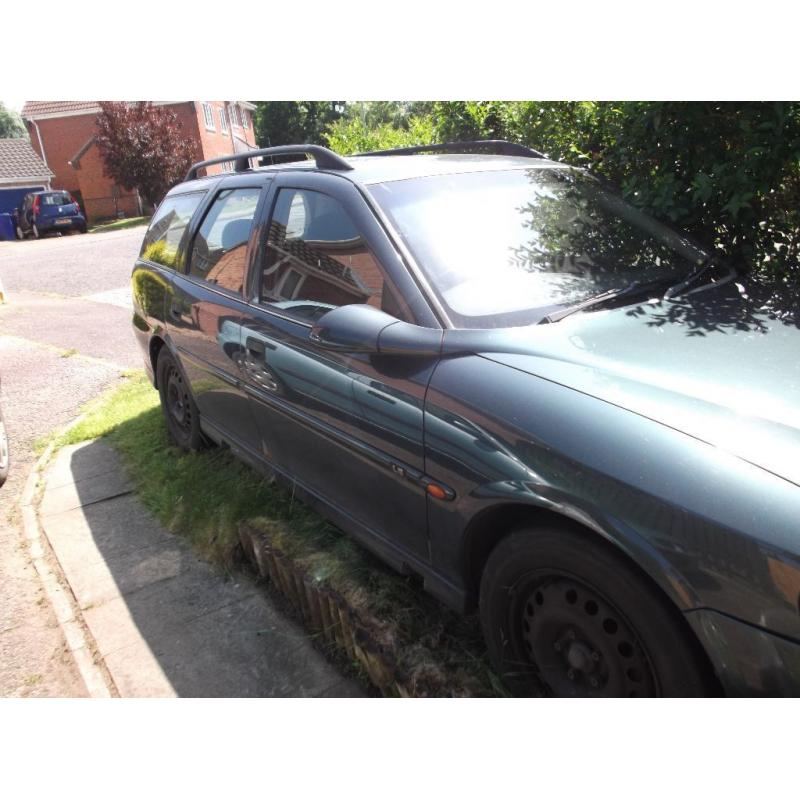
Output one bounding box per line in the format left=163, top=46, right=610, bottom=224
left=26, top=113, right=94, bottom=194
left=185, top=102, right=257, bottom=175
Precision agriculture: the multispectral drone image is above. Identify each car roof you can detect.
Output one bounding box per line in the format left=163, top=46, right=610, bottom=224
left=175, top=153, right=571, bottom=194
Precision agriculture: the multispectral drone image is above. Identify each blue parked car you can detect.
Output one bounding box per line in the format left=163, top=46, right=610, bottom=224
left=13, top=190, right=87, bottom=239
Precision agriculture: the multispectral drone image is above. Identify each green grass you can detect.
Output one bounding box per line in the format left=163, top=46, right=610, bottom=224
left=89, top=216, right=150, bottom=234
left=55, top=372, right=504, bottom=695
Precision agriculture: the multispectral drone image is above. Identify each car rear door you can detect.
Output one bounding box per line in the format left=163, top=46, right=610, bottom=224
left=166, top=175, right=270, bottom=462
left=238, top=171, right=440, bottom=563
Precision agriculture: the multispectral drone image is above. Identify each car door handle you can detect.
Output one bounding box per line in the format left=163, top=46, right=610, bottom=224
left=246, top=337, right=266, bottom=357
left=366, top=388, right=396, bottom=405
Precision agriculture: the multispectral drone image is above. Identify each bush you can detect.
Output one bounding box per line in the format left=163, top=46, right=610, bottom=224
left=327, top=101, right=800, bottom=292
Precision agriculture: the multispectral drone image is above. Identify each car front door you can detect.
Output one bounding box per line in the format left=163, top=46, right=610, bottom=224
left=238, top=172, right=441, bottom=564
left=166, top=177, right=269, bottom=462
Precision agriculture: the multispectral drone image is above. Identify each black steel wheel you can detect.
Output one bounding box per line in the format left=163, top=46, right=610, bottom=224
left=479, top=526, right=716, bottom=697
left=515, top=575, right=656, bottom=697
left=156, top=348, right=205, bottom=452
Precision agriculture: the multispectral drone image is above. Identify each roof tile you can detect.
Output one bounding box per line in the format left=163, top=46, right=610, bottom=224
left=0, top=138, right=54, bottom=181
left=21, top=101, right=100, bottom=118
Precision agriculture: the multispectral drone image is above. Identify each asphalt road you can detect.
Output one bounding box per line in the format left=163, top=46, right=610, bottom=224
left=0, top=227, right=146, bottom=696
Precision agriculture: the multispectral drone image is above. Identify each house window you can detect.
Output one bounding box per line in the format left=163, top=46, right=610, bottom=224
left=242, top=109, right=250, bottom=129
left=230, top=103, right=241, bottom=127
left=202, top=102, right=215, bottom=131
left=219, top=106, right=229, bottom=133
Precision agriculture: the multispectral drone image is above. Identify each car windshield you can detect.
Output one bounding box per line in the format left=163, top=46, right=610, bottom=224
left=369, top=167, right=707, bottom=328
left=41, top=192, right=72, bottom=205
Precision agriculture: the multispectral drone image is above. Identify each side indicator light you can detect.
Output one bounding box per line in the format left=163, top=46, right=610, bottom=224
left=426, top=484, right=449, bottom=501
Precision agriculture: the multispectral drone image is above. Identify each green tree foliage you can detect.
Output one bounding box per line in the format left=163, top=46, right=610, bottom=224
left=0, top=103, right=26, bottom=138
left=95, top=102, right=199, bottom=207
left=252, top=102, right=345, bottom=147
left=323, top=101, right=436, bottom=153
left=321, top=101, right=800, bottom=287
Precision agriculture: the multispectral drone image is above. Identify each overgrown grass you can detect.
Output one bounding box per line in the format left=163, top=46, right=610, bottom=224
left=89, top=216, right=150, bottom=234
left=55, top=372, right=504, bottom=695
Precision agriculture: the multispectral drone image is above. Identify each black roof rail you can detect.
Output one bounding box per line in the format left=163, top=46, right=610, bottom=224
left=184, top=144, right=353, bottom=181
left=355, top=140, right=547, bottom=159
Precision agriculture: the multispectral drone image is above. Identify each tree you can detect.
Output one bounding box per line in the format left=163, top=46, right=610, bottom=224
left=253, top=101, right=344, bottom=148
left=94, top=102, right=199, bottom=207
left=0, top=103, right=26, bottom=138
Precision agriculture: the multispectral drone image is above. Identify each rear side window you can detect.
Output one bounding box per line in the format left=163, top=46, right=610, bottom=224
left=140, top=192, right=205, bottom=270
left=189, top=187, right=261, bottom=294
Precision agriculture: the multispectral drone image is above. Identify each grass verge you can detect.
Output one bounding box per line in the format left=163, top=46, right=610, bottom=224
left=53, top=372, right=505, bottom=696
left=89, top=216, right=150, bottom=234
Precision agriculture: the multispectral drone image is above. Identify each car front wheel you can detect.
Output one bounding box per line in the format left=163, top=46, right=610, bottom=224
left=479, top=525, right=716, bottom=697
left=156, top=349, right=205, bottom=452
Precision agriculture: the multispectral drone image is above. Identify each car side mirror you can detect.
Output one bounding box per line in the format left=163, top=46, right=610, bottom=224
left=310, top=304, right=442, bottom=357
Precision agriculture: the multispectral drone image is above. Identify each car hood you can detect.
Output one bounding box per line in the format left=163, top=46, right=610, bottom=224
left=466, top=284, right=800, bottom=486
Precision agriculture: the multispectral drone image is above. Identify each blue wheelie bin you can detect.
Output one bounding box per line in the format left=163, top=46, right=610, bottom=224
left=0, top=213, right=15, bottom=241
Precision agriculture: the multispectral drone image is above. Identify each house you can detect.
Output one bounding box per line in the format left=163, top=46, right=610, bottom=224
left=21, top=101, right=257, bottom=223
left=0, top=138, right=54, bottom=214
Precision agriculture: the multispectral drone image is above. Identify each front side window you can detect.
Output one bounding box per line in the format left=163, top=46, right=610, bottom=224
left=259, top=188, right=411, bottom=323
left=189, top=187, right=261, bottom=294
left=370, top=168, right=706, bottom=328
left=140, top=192, right=205, bottom=270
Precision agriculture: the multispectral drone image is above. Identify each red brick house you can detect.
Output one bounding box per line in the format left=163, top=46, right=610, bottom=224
left=21, top=101, right=257, bottom=223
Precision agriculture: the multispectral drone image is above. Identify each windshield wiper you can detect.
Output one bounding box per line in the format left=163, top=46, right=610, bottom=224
left=663, top=254, right=735, bottom=299
left=539, top=278, right=674, bottom=324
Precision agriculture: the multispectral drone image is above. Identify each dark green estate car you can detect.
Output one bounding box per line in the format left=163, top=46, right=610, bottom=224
left=131, top=141, right=800, bottom=697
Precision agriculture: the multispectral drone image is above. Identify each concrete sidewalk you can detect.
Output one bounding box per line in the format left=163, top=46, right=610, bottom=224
left=39, top=440, right=364, bottom=697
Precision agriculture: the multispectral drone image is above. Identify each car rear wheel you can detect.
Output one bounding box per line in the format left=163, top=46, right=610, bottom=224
left=479, top=526, right=714, bottom=697
left=156, top=349, right=205, bottom=452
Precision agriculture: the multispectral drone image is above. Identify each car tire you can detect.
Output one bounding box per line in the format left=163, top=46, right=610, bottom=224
left=156, top=348, right=205, bottom=453
left=0, top=416, right=9, bottom=488
left=32, top=223, right=40, bottom=239
left=479, top=525, right=715, bottom=697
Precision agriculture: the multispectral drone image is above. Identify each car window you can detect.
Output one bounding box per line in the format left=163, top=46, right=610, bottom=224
left=370, top=168, right=706, bottom=328
left=259, top=188, right=412, bottom=323
left=41, top=192, right=71, bottom=205
left=140, top=192, right=205, bottom=270
left=189, top=187, right=261, bottom=294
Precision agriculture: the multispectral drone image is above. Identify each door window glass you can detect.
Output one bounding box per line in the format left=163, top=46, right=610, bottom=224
left=189, top=187, right=261, bottom=294
left=140, top=192, right=205, bottom=270
left=260, top=188, right=410, bottom=323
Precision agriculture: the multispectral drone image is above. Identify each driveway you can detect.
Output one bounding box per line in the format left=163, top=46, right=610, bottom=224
left=0, top=227, right=145, bottom=696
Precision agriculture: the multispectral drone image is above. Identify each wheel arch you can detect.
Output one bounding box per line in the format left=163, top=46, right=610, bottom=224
left=149, top=334, right=167, bottom=388
left=461, top=500, right=722, bottom=692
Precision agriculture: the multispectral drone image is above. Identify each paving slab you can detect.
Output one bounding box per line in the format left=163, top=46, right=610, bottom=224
left=39, top=440, right=364, bottom=697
